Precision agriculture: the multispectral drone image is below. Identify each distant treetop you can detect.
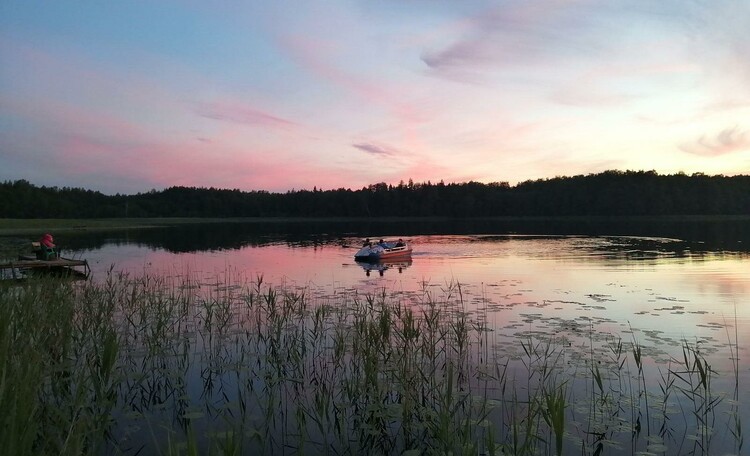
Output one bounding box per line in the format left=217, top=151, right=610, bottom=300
left=2, top=170, right=748, bottom=218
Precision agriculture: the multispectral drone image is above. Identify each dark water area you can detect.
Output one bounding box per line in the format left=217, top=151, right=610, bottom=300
left=54, top=216, right=750, bottom=255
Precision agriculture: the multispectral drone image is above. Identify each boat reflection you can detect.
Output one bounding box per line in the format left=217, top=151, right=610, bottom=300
left=356, top=259, right=413, bottom=277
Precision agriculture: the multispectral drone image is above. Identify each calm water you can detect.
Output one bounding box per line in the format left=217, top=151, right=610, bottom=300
left=53, top=219, right=749, bottom=453
left=63, top=219, right=750, bottom=345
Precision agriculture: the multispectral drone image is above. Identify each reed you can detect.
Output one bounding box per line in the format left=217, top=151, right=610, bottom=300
left=0, top=273, right=744, bottom=455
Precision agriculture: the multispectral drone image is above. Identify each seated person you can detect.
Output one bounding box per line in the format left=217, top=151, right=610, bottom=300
left=40, top=233, right=55, bottom=248
left=395, top=238, right=405, bottom=247
left=36, top=233, right=59, bottom=260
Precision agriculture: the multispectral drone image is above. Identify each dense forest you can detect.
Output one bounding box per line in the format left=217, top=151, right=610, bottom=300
left=2, top=171, right=749, bottom=218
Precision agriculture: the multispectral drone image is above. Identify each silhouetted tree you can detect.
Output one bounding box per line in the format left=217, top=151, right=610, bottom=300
left=2, top=171, right=749, bottom=219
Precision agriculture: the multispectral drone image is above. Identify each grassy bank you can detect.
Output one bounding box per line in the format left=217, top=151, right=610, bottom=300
left=0, top=218, right=247, bottom=235
left=3, top=214, right=750, bottom=236
left=0, top=274, right=743, bottom=455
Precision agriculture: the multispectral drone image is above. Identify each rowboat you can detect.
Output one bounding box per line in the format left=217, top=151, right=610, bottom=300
left=354, top=239, right=412, bottom=262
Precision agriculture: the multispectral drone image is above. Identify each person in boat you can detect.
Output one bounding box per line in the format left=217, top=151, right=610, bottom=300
left=362, top=238, right=371, bottom=247
left=378, top=239, right=386, bottom=247
left=395, top=238, right=405, bottom=247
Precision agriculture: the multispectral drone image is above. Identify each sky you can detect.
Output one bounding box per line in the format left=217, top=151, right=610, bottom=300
left=1, top=0, right=749, bottom=194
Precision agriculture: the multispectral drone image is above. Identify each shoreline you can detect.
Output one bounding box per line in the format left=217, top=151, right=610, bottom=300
left=2, top=214, right=749, bottom=236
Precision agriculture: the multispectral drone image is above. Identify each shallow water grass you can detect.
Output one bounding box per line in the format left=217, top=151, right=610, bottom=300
left=0, top=274, right=745, bottom=455
left=0, top=278, right=121, bottom=455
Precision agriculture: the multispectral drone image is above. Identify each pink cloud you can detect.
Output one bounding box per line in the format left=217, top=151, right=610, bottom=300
left=277, top=34, right=432, bottom=142
left=420, top=1, right=592, bottom=78
left=550, top=87, right=632, bottom=108
left=352, top=142, right=403, bottom=156
left=2, top=96, right=151, bottom=145
left=701, top=99, right=750, bottom=116
left=11, top=85, right=363, bottom=192
left=388, top=155, right=480, bottom=187
left=679, top=126, right=750, bottom=157
left=197, top=101, right=298, bottom=129
left=56, top=130, right=371, bottom=193
left=0, top=38, right=188, bottom=118
left=550, top=61, right=699, bottom=108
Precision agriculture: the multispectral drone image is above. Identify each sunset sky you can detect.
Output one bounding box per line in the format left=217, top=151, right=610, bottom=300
left=1, top=1, right=749, bottom=194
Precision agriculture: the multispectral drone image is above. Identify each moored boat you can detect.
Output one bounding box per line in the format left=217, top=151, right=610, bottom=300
left=354, top=239, right=412, bottom=262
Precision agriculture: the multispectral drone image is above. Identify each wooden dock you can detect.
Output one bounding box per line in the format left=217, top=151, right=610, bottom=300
left=0, top=256, right=90, bottom=280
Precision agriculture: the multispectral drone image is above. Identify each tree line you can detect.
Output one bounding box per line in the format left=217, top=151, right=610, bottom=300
left=2, top=170, right=749, bottom=218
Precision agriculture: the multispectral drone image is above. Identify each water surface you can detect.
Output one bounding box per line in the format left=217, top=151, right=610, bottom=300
left=53, top=219, right=749, bottom=454
left=58, top=219, right=750, bottom=358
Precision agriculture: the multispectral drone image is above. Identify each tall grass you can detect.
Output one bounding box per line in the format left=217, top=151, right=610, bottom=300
left=0, top=274, right=744, bottom=455
left=0, top=278, right=120, bottom=455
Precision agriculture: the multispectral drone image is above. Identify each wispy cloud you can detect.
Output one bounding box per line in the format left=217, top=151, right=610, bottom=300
left=700, top=99, right=750, bottom=116
left=3, top=1, right=750, bottom=193
left=679, top=126, right=750, bottom=157
left=420, top=2, right=604, bottom=80
left=54, top=132, right=351, bottom=193
left=353, top=142, right=401, bottom=156
left=684, top=1, right=750, bottom=89
left=197, top=102, right=297, bottom=129
left=550, top=89, right=631, bottom=108
left=548, top=62, right=695, bottom=108
left=277, top=33, right=433, bottom=127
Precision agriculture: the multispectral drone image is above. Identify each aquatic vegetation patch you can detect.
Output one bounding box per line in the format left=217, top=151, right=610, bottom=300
left=0, top=274, right=744, bottom=455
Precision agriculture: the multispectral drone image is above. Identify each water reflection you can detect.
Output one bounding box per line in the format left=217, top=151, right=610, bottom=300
left=356, top=259, right=413, bottom=277
left=32, top=222, right=749, bottom=455
left=51, top=217, right=750, bottom=255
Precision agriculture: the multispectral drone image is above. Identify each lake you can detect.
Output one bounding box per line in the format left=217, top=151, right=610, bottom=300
left=37, top=219, right=750, bottom=454
left=63, top=219, right=750, bottom=345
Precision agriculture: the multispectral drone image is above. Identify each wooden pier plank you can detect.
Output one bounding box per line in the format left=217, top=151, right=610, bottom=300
left=1, top=258, right=88, bottom=269
left=0, top=256, right=90, bottom=279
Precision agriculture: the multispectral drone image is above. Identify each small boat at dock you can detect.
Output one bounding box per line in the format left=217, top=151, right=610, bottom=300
left=354, top=239, right=412, bottom=262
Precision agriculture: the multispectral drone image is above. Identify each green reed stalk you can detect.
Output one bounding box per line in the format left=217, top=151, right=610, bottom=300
left=2, top=273, right=743, bottom=455
left=541, top=382, right=567, bottom=456
left=723, top=308, right=743, bottom=453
